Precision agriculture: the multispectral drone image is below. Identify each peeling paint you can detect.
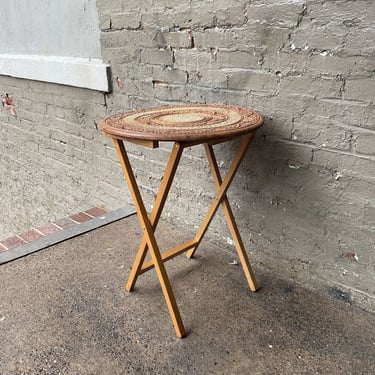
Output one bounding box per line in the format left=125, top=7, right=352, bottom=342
left=1, top=94, right=16, bottom=116
left=116, top=77, right=124, bottom=89
left=344, top=252, right=359, bottom=263
left=152, top=80, right=169, bottom=88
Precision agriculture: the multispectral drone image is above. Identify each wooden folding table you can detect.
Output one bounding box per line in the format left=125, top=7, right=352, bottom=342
left=99, top=104, right=264, bottom=338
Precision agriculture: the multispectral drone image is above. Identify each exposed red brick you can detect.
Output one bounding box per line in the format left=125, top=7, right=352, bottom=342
left=85, top=207, right=107, bottom=218
left=36, top=223, right=61, bottom=236
left=19, top=229, right=44, bottom=243
left=70, top=212, right=92, bottom=223
left=1, top=236, right=26, bottom=250
left=53, top=217, right=76, bottom=229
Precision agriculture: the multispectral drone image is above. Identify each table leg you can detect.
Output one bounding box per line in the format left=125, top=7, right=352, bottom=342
left=204, top=143, right=258, bottom=291
left=125, top=142, right=184, bottom=292
left=113, top=139, right=186, bottom=338
left=186, top=133, right=258, bottom=291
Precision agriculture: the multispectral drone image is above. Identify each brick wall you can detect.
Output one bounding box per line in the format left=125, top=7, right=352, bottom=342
left=0, top=79, right=127, bottom=236
left=1, top=0, right=374, bottom=310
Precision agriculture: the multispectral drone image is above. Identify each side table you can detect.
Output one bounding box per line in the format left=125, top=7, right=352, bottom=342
left=100, top=104, right=264, bottom=337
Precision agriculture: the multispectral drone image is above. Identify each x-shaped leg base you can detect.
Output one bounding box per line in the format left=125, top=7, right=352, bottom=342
left=113, top=132, right=258, bottom=338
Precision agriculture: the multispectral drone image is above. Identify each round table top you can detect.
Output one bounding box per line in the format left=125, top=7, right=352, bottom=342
left=99, top=104, right=264, bottom=142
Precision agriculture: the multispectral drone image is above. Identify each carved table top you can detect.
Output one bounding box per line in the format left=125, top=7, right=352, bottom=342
left=100, top=104, right=264, bottom=142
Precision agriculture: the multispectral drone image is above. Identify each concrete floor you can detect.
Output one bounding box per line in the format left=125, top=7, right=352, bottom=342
left=1, top=215, right=374, bottom=375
